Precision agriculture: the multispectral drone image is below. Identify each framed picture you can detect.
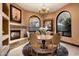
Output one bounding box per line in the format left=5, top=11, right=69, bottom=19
left=10, top=4, right=21, bottom=23
left=43, top=20, right=53, bottom=31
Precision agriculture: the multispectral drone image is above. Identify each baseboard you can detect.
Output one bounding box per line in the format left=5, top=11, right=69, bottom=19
left=61, top=40, right=79, bottom=47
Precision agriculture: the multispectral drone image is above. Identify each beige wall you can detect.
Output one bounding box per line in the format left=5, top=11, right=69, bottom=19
left=22, top=10, right=43, bottom=30
left=11, top=3, right=43, bottom=27
left=47, top=3, right=79, bottom=45
left=10, top=4, right=43, bottom=38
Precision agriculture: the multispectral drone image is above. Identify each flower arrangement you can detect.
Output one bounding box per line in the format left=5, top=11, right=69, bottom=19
left=39, top=27, right=47, bottom=35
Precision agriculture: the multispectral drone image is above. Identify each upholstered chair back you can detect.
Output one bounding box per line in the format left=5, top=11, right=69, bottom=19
left=52, top=33, right=61, bottom=45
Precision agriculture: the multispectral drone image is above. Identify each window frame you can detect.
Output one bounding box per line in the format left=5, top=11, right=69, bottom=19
left=28, top=15, right=41, bottom=32
left=56, top=11, right=72, bottom=37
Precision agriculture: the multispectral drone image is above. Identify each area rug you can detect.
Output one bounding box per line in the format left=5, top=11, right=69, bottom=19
left=22, top=43, right=68, bottom=56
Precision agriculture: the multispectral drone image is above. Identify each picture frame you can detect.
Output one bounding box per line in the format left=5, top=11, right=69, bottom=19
left=43, top=19, right=53, bottom=31
left=10, top=4, right=22, bottom=23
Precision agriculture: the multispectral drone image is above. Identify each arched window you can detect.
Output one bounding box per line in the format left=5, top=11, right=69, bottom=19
left=56, top=11, right=71, bottom=37
left=29, top=15, right=41, bottom=32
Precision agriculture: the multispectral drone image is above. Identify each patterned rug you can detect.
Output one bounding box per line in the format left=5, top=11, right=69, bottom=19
left=22, top=43, right=68, bottom=56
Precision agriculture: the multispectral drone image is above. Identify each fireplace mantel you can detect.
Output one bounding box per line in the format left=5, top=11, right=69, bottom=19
left=10, top=23, right=27, bottom=29
left=9, top=37, right=28, bottom=44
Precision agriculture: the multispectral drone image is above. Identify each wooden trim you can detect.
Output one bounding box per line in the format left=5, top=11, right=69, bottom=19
left=61, top=40, right=79, bottom=47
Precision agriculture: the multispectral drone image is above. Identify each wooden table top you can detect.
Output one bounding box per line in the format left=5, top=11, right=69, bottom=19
left=37, top=35, right=53, bottom=40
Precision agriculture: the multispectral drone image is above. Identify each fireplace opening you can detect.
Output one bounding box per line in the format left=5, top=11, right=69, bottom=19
left=10, top=30, right=21, bottom=40
left=24, top=31, right=30, bottom=38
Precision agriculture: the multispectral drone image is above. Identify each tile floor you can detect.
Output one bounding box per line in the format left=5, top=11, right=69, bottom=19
left=61, top=43, right=79, bottom=56
left=7, top=42, right=79, bottom=56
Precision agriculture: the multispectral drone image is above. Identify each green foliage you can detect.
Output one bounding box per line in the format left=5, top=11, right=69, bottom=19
left=39, top=28, right=47, bottom=35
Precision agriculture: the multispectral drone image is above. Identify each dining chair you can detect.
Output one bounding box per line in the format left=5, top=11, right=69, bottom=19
left=28, top=34, right=32, bottom=42
left=47, top=33, right=61, bottom=55
left=31, top=34, right=41, bottom=48
left=52, top=33, right=61, bottom=47
left=29, top=34, right=41, bottom=55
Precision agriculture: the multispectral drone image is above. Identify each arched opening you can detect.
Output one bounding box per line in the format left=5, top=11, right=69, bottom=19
left=28, top=15, right=41, bottom=33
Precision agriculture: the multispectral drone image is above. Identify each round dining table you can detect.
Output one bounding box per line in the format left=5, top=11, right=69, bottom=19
left=31, top=35, right=54, bottom=55
left=37, top=35, right=53, bottom=49
left=37, top=35, right=53, bottom=40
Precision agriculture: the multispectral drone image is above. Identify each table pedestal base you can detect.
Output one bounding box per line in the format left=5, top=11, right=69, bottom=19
left=41, top=40, right=47, bottom=49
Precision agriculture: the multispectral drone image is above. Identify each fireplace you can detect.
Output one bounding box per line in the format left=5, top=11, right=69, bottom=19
left=24, top=31, right=30, bottom=37
left=10, top=30, right=21, bottom=40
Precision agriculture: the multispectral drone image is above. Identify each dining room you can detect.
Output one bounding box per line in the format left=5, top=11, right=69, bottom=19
left=0, top=3, right=79, bottom=56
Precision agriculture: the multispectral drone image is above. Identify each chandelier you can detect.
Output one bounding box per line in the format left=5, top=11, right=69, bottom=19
left=39, top=7, right=49, bottom=14
left=38, top=4, right=49, bottom=19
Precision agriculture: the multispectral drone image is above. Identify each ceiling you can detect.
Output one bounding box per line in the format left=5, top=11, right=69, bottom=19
left=16, top=3, right=68, bottom=13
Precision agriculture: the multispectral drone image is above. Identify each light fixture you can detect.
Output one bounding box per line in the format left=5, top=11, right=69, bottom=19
left=39, top=7, right=49, bottom=14
left=38, top=4, right=49, bottom=19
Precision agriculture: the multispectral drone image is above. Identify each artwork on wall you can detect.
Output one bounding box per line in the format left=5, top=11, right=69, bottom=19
left=10, top=4, right=21, bottom=23
left=43, top=20, right=53, bottom=31
left=56, top=11, right=71, bottom=37
left=10, top=30, right=21, bottom=40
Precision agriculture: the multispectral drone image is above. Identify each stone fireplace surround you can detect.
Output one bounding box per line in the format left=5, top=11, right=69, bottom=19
left=10, top=23, right=28, bottom=50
